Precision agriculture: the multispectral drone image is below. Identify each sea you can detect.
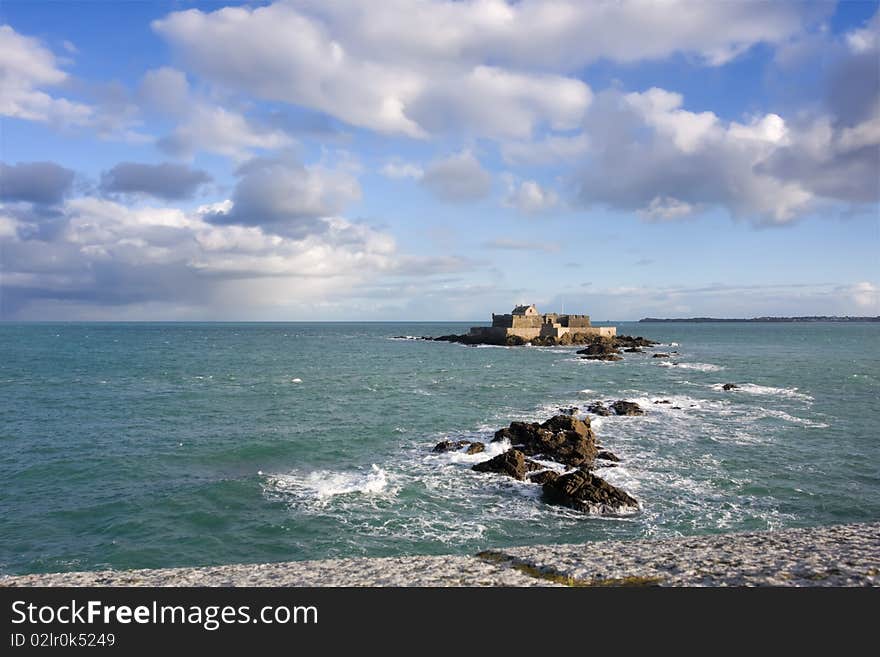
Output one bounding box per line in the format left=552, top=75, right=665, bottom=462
left=1, top=321, right=878, bottom=576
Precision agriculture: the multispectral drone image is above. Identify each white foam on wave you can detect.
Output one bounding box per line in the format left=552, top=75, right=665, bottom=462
left=429, top=438, right=511, bottom=465
left=712, top=382, right=813, bottom=402
left=658, top=361, right=724, bottom=372
left=749, top=407, right=829, bottom=428
left=263, top=464, right=394, bottom=504
left=290, top=378, right=303, bottom=383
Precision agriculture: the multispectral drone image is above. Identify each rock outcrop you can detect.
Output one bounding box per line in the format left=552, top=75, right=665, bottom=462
left=433, top=439, right=485, bottom=454
left=472, top=449, right=541, bottom=480
left=586, top=402, right=612, bottom=416
left=542, top=469, right=638, bottom=514
left=492, top=414, right=598, bottom=467
left=611, top=400, right=645, bottom=416
left=722, top=383, right=739, bottom=391
left=433, top=439, right=471, bottom=453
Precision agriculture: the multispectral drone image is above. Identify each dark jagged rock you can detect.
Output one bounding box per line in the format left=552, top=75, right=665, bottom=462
left=722, top=383, right=739, bottom=391
left=472, top=449, right=540, bottom=480
left=654, top=399, right=671, bottom=404
left=586, top=402, right=612, bottom=416
left=613, top=334, right=659, bottom=348
left=428, top=331, right=659, bottom=349
left=542, top=469, right=639, bottom=514
left=466, top=442, right=485, bottom=455
left=558, top=406, right=579, bottom=415
left=597, top=450, right=620, bottom=462
left=492, top=415, right=597, bottom=467
left=581, top=354, right=623, bottom=361
left=623, top=347, right=644, bottom=353
left=529, top=470, right=560, bottom=486
left=652, top=353, right=670, bottom=358
left=576, top=340, right=620, bottom=356
left=671, top=406, right=682, bottom=410
left=433, top=439, right=471, bottom=453
left=611, top=400, right=644, bottom=416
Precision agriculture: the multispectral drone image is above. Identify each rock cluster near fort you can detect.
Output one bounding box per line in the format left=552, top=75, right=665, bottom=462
left=434, top=410, right=642, bottom=516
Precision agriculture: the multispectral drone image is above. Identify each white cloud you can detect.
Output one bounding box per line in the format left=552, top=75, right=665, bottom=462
left=380, top=160, right=423, bottom=179
left=0, top=24, right=92, bottom=125
left=577, top=87, right=820, bottom=224
left=845, top=10, right=879, bottom=54
left=0, top=194, right=400, bottom=318
left=138, top=67, right=293, bottom=160
left=841, top=281, right=880, bottom=309
left=501, top=132, right=590, bottom=165
left=159, top=103, right=293, bottom=160
left=503, top=179, right=559, bottom=214
left=637, top=196, right=696, bottom=221
left=420, top=151, right=491, bottom=202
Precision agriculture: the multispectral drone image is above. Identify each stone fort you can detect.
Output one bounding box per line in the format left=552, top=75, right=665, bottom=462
left=469, top=304, right=616, bottom=342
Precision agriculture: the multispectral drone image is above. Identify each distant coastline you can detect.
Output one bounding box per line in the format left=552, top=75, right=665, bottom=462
left=639, top=316, right=880, bottom=323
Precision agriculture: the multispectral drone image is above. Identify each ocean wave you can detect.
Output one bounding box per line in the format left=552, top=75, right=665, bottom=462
left=750, top=408, right=829, bottom=428
left=658, top=362, right=724, bottom=372
left=262, top=464, right=394, bottom=503
left=712, top=382, right=813, bottom=402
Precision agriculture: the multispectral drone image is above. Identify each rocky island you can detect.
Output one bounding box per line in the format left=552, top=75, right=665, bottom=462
left=415, top=304, right=658, bottom=349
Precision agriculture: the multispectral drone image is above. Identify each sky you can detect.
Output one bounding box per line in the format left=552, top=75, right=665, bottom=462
left=0, top=0, right=878, bottom=321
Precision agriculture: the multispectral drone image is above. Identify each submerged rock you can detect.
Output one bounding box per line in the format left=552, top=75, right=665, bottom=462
left=492, top=415, right=597, bottom=467
left=722, top=383, right=739, bottom=391
left=654, top=399, right=671, bottom=404
left=433, top=439, right=471, bottom=453
left=581, top=354, right=623, bottom=361
left=652, top=353, right=670, bottom=358
left=472, top=449, right=540, bottom=480
left=586, top=402, right=612, bottom=416
left=611, top=400, right=644, bottom=416
left=542, top=469, right=638, bottom=514
left=623, top=347, right=644, bottom=353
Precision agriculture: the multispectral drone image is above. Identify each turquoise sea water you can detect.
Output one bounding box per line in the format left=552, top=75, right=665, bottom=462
left=1, top=321, right=878, bottom=575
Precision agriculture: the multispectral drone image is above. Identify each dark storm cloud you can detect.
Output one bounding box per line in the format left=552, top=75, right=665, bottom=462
left=0, top=161, right=75, bottom=205
left=100, top=162, right=212, bottom=200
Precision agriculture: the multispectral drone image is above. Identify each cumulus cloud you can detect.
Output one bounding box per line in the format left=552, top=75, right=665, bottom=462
left=151, top=1, right=825, bottom=140
left=0, top=193, right=398, bottom=319
left=758, top=13, right=880, bottom=207
left=420, top=151, right=491, bottom=202
left=840, top=281, right=880, bottom=309
left=135, top=67, right=293, bottom=160
left=380, top=160, right=423, bottom=180
left=151, top=2, right=604, bottom=139
left=574, top=87, right=818, bottom=224
left=0, top=161, right=75, bottom=205
left=501, top=133, right=590, bottom=165
left=0, top=24, right=92, bottom=125
left=502, top=178, right=559, bottom=214
left=205, top=153, right=361, bottom=236
left=637, top=196, right=696, bottom=222
left=100, top=162, right=212, bottom=200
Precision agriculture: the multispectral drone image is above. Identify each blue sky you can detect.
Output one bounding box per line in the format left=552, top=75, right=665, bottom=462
left=0, top=0, right=877, bottom=320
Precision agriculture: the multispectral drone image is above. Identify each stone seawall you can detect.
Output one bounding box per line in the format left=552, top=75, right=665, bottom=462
left=3, top=522, right=877, bottom=587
